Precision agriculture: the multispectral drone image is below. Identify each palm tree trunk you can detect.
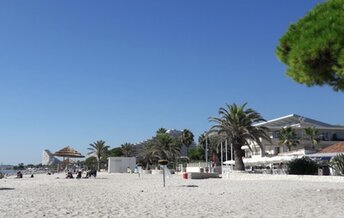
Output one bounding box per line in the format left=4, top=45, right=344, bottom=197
left=234, top=148, right=245, bottom=171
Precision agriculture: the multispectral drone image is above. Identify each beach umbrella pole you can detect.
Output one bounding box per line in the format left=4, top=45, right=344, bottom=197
left=158, top=160, right=168, bottom=187
left=163, top=166, right=165, bottom=187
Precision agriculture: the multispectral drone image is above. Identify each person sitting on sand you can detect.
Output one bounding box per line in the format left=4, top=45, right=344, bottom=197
left=91, top=169, right=97, bottom=178
left=17, top=171, right=23, bottom=179
left=85, top=169, right=96, bottom=178
left=66, top=171, right=74, bottom=179
left=85, top=170, right=90, bottom=178
left=76, top=171, right=82, bottom=179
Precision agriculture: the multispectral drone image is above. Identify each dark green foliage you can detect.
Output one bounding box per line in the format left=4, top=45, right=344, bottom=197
left=13, top=163, right=25, bottom=170
left=276, top=0, right=344, bottom=91
left=188, top=147, right=205, bottom=161
left=138, top=132, right=182, bottom=168
left=84, top=156, right=98, bottom=170
left=287, top=157, right=318, bottom=175
left=121, top=143, right=135, bottom=157
left=209, top=103, right=270, bottom=171
left=304, top=127, right=320, bottom=149
left=198, top=133, right=207, bottom=147
left=156, top=128, right=167, bottom=134
left=181, top=129, right=194, bottom=146
left=108, top=147, right=123, bottom=157
left=279, top=127, right=300, bottom=151
left=88, top=140, right=109, bottom=171
left=181, top=129, right=194, bottom=155
left=329, top=153, right=344, bottom=176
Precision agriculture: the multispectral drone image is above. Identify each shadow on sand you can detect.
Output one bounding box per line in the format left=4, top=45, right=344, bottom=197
left=179, top=185, right=198, bottom=188
left=0, top=187, right=15, bottom=191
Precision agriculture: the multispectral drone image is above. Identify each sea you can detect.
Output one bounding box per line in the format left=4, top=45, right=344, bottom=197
left=0, top=170, right=17, bottom=175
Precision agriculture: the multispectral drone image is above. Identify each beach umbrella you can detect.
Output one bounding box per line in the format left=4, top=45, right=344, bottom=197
left=53, top=146, right=84, bottom=171
left=53, top=146, right=85, bottom=158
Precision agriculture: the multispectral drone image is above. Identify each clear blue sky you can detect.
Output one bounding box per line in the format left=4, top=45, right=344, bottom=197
left=1, top=0, right=341, bottom=165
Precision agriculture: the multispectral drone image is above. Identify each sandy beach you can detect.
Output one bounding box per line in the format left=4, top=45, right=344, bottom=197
left=1, top=173, right=344, bottom=218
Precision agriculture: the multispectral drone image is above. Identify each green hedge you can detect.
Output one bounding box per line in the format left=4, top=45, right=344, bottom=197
left=287, top=157, right=318, bottom=175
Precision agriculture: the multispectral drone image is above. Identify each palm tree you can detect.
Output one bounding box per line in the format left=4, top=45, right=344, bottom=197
left=209, top=103, right=270, bottom=171
left=139, top=133, right=182, bottom=168
left=121, top=143, right=135, bottom=157
left=88, top=140, right=109, bottom=171
left=181, top=129, right=194, bottom=155
left=304, top=127, right=319, bottom=149
left=156, top=128, right=167, bottom=134
left=279, top=127, right=299, bottom=151
left=139, top=143, right=156, bottom=169
left=198, top=133, right=207, bottom=148
left=155, top=133, right=181, bottom=161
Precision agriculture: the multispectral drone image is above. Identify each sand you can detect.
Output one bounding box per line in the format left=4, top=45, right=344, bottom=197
left=1, top=172, right=344, bottom=218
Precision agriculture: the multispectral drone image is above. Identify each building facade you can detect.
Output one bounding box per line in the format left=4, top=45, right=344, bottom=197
left=245, top=114, right=344, bottom=158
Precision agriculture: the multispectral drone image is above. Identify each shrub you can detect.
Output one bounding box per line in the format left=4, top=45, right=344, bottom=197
left=287, top=157, right=318, bottom=175
left=329, top=153, right=344, bottom=176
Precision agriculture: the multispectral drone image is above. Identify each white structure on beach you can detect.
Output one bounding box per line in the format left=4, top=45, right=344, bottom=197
left=108, top=157, right=136, bottom=173
left=42, top=149, right=61, bottom=165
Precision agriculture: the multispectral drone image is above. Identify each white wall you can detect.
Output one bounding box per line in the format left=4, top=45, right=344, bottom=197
left=108, top=157, right=136, bottom=173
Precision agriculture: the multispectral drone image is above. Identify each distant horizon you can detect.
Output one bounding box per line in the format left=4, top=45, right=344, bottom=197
left=2, top=0, right=343, bottom=165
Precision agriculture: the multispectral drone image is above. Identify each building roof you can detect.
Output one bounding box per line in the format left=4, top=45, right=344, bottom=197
left=254, top=114, right=335, bottom=129
left=320, top=141, right=344, bottom=153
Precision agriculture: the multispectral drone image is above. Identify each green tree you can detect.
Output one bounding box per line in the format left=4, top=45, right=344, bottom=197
left=154, top=133, right=181, bottom=161
left=181, top=129, right=194, bottom=155
left=279, top=127, right=300, bottom=151
left=108, top=147, right=123, bottom=157
left=188, top=147, right=205, bottom=161
left=209, top=103, right=270, bottom=171
left=198, top=133, right=207, bottom=148
left=304, top=127, right=319, bottom=149
left=87, top=140, right=109, bottom=171
left=139, top=133, right=181, bottom=168
left=156, top=128, right=167, bottom=134
left=139, top=143, right=153, bottom=169
left=276, top=0, right=344, bottom=91
left=84, top=156, right=98, bottom=170
left=121, top=143, right=135, bottom=157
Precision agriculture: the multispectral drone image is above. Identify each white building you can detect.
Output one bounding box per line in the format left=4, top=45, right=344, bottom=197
left=108, top=157, right=136, bottom=173
left=245, top=114, right=344, bottom=159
